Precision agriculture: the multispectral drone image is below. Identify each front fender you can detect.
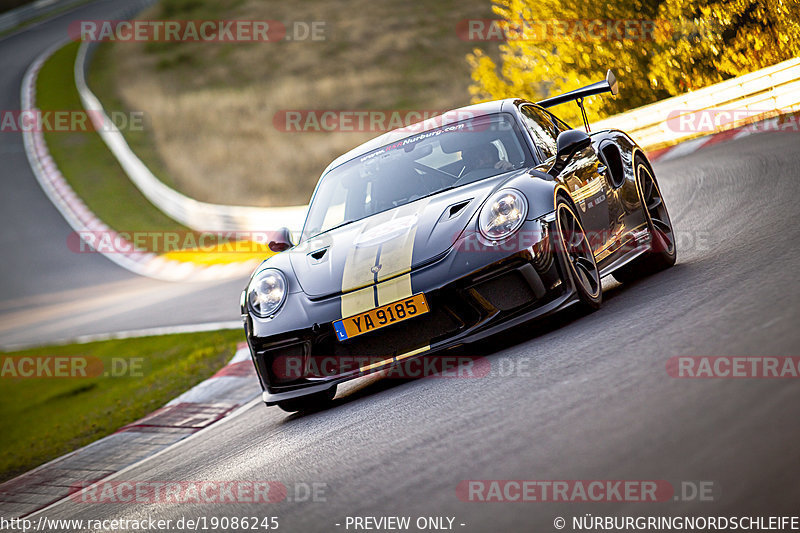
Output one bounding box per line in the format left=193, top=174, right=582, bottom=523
left=503, top=171, right=558, bottom=220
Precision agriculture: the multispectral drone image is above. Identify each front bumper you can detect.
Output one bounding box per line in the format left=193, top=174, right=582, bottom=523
left=245, top=217, right=579, bottom=404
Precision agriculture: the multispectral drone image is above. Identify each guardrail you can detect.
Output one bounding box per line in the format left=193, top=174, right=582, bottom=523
left=75, top=22, right=799, bottom=234
left=23, top=42, right=261, bottom=281
left=75, top=39, right=308, bottom=233
left=595, top=58, right=800, bottom=150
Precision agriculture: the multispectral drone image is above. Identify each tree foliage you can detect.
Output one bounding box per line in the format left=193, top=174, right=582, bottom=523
left=650, top=0, right=800, bottom=94
left=468, top=0, right=800, bottom=125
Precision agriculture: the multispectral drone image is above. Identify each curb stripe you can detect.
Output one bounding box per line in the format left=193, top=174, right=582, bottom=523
left=20, top=42, right=260, bottom=282
left=0, top=345, right=258, bottom=518
left=647, top=115, right=798, bottom=163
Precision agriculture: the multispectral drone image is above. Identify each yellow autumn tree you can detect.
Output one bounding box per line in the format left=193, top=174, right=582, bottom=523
left=469, top=0, right=800, bottom=125
left=467, top=0, right=669, bottom=125
left=649, top=0, right=800, bottom=94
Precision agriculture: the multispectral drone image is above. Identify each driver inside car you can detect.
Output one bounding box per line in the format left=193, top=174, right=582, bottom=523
left=463, top=143, right=514, bottom=174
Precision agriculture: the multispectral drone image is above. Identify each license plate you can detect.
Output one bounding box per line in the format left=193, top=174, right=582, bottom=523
left=333, top=294, right=429, bottom=341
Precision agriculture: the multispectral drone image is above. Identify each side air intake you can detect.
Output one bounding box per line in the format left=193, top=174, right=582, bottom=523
left=447, top=200, right=471, bottom=219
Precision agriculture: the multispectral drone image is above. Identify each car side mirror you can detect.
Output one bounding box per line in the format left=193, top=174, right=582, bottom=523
left=556, top=129, right=591, bottom=158
left=268, top=227, right=294, bottom=253
left=548, top=129, right=592, bottom=177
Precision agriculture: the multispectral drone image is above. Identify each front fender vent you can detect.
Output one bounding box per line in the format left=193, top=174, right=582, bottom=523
left=447, top=199, right=472, bottom=219
left=308, top=247, right=329, bottom=264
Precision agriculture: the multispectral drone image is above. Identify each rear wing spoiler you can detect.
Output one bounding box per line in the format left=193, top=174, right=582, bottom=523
left=537, top=70, right=619, bottom=132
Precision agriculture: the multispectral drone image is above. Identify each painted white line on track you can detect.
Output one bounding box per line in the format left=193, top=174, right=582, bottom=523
left=0, top=320, right=243, bottom=351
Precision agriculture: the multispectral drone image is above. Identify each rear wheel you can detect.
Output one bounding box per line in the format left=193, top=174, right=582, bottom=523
left=276, top=387, right=336, bottom=413
left=612, top=156, right=677, bottom=283
left=556, top=199, right=602, bottom=310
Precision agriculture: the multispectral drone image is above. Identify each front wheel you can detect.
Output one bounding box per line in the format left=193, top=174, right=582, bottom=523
left=276, top=387, right=336, bottom=413
left=613, top=156, right=677, bottom=284
left=556, top=199, right=602, bottom=310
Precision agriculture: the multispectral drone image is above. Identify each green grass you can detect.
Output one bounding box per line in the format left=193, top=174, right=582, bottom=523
left=0, top=329, right=245, bottom=482
left=36, top=42, right=244, bottom=254
left=36, top=41, right=188, bottom=236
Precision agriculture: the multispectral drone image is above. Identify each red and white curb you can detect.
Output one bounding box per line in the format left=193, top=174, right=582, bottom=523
left=647, top=116, right=798, bottom=163
left=0, top=341, right=259, bottom=518
left=21, top=42, right=260, bottom=282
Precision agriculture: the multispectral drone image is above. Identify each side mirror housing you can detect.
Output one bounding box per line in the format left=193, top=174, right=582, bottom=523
left=556, top=129, right=591, bottom=158
left=549, top=129, right=592, bottom=177
left=268, top=227, right=294, bottom=253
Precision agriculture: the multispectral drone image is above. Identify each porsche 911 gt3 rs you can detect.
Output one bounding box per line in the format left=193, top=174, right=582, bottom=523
left=242, top=70, right=676, bottom=412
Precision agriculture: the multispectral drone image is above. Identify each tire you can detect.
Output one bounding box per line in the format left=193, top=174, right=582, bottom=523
left=555, top=198, right=602, bottom=310
left=612, top=155, right=677, bottom=284
left=276, top=387, right=336, bottom=413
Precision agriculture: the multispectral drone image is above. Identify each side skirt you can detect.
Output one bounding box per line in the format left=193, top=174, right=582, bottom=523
left=598, top=230, right=652, bottom=278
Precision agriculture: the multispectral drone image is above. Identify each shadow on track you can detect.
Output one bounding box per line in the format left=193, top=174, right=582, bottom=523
left=275, top=264, right=688, bottom=421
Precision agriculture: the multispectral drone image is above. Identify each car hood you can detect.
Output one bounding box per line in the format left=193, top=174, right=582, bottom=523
left=289, top=173, right=519, bottom=298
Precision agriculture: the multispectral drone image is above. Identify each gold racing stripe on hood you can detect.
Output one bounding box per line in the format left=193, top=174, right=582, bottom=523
left=340, top=209, right=395, bottom=317
left=376, top=273, right=412, bottom=306
left=375, top=200, right=428, bottom=282
left=340, top=199, right=430, bottom=318
left=341, top=286, right=376, bottom=319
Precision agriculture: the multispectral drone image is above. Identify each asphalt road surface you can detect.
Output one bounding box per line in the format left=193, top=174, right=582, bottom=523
left=0, top=0, right=248, bottom=348
left=3, top=2, right=800, bottom=531
left=33, top=131, right=800, bottom=529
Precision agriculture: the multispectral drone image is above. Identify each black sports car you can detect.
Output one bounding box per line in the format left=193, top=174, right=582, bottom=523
left=242, top=71, right=676, bottom=412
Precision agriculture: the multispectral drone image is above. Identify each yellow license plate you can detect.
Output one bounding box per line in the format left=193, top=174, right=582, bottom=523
left=333, top=294, right=429, bottom=341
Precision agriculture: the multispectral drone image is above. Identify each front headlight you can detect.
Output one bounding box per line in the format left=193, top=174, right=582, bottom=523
left=247, top=268, right=287, bottom=318
left=478, top=189, right=528, bottom=240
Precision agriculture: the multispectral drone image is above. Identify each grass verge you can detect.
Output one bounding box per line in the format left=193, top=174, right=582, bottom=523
left=35, top=41, right=273, bottom=263
left=37, top=41, right=187, bottom=235
left=0, top=329, right=245, bottom=483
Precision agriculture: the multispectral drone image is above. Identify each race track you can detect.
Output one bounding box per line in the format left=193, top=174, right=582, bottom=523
left=0, top=0, right=248, bottom=348
left=2, top=2, right=800, bottom=531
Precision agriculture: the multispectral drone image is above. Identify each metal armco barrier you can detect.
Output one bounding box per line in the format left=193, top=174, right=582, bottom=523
left=595, top=58, right=800, bottom=149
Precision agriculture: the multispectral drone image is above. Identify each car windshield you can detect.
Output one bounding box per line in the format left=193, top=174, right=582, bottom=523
left=301, top=112, right=530, bottom=241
